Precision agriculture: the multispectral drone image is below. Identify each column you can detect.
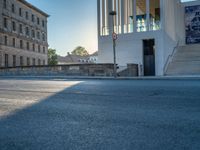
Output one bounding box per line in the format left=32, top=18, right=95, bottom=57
left=121, top=0, right=125, bottom=34
left=108, top=0, right=113, bottom=35
left=102, top=0, right=105, bottom=35
left=97, top=0, right=101, bottom=36
left=133, top=0, right=136, bottom=32
left=146, top=0, right=150, bottom=31
left=118, top=0, right=121, bottom=34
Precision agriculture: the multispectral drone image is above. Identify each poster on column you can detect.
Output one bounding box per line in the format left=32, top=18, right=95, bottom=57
left=185, top=5, right=200, bottom=44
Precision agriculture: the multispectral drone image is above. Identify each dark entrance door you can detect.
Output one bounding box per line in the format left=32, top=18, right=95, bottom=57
left=143, top=39, right=155, bottom=76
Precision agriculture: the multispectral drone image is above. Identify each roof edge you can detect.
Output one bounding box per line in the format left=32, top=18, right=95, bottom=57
left=17, top=0, right=50, bottom=17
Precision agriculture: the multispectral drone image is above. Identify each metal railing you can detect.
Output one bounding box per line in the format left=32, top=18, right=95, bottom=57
left=163, top=40, right=180, bottom=75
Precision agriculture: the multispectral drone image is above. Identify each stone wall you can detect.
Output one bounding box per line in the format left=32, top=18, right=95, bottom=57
left=0, top=64, right=115, bottom=76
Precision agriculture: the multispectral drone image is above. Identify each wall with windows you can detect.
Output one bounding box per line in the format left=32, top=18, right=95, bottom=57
left=0, top=0, right=48, bottom=67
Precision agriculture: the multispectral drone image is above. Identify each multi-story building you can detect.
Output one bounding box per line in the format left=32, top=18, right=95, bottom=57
left=0, top=0, right=49, bottom=67
left=97, top=0, right=200, bottom=76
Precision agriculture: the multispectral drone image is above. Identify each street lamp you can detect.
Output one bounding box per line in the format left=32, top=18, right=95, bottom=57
left=109, top=11, right=117, bottom=78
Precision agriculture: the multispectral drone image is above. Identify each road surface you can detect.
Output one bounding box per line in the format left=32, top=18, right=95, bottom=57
left=0, top=78, right=199, bottom=150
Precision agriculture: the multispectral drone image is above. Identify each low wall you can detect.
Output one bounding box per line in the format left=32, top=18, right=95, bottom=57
left=0, top=64, right=114, bottom=76
left=117, top=64, right=138, bottom=77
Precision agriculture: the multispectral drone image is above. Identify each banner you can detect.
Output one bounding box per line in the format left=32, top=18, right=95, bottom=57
left=185, top=5, right=200, bottom=44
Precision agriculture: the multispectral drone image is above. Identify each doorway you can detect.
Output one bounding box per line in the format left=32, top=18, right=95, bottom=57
left=143, top=39, right=155, bottom=76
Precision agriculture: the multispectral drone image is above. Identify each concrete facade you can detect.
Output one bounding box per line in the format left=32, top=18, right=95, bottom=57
left=97, top=0, right=200, bottom=76
left=0, top=0, right=49, bottom=68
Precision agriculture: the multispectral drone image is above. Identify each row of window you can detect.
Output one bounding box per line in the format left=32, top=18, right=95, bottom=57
left=4, top=54, right=46, bottom=68
left=3, top=18, right=46, bottom=41
left=3, top=36, right=46, bottom=54
left=3, top=0, right=46, bottom=28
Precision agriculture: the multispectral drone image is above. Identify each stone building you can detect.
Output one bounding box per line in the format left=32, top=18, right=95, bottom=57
left=0, top=0, right=49, bottom=67
left=97, top=0, right=200, bottom=76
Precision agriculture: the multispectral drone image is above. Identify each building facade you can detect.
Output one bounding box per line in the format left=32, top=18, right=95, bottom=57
left=97, top=0, right=200, bottom=76
left=0, top=0, right=49, bottom=68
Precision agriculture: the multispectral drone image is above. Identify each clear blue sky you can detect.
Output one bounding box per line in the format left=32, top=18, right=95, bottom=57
left=27, top=0, right=97, bottom=56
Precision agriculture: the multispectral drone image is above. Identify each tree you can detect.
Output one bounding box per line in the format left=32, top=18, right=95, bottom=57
left=48, top=48, right=58, bottom=65
left=71, top=46, right=89, bottom=56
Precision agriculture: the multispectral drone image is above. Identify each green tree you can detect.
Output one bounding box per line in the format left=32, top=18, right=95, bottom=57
left=71, top=46, right=89, bottom=56
left=48, top=48, right=58, bottom=65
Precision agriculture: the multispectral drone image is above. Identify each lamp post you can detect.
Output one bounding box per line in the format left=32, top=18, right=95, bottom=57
left=109, top=11, right=117, bottom=78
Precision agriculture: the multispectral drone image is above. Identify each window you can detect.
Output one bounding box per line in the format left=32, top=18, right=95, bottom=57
left=37, top=17, right=40, bottom=25
left=27, top=57, right=30, bottom=66
left=32, top=58, right=36, bottom=66
left=43, top=47, right=45, bottom=53
left=19, top=8, right=22, bottom=16
left=38, top=59, right=41, bottom=65
left=4, top=36, right=7, bottom=45
left=149, top=0, right=160, bottom=31
left=42, top=34, right=45, bottom=41
left=31, top=30, right=35, bottom=38
left=20, top=40, right=23, bottom=49
left=26, top=42, right=29, bottom=50
left=38, top=45, right=41, bottom=53
left=4, top=18, right=7, bottom=28
left=3, top=0, right=7, bottom=9
left=20, top=56, right=23, bottom=66
left=19, top=24, right=23, bottom=33
left=136, top=0, right=147, bottom=32
left=12, top=4, right=15, bottom=13
left=12, top=38, right=15, bottom=47
left=42, top=20, right=45, bottom=27
left=32, top=44, right=35, bottom=51
left=5, top=54, right=8, bottom=68
left=12, top=21, right=16, bottom=31
left=26, top=11, right=29, bottom=20
left=32, top=14, right=35, bottom=22
left=13, top=55, right=16, bottom=67
left=25, top=27, right=29, bottom=36
left=37, top=31, right=40, bottom=39
left=43, top=60, right=45, bottom=65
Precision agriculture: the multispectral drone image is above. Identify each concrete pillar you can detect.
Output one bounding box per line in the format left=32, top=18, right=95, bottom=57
left=133, top=0, right=136, bottom=32
left=97, top=0, right=101, bottom=36
left=118, top=0, right=121, bottom=33
left=108, top=0, right=113, bottom=35
left=160, top=0, right=164, bottom=31
left=146, top=0, right=150, bottom=31
left=121, top=0, right=124, bottom=34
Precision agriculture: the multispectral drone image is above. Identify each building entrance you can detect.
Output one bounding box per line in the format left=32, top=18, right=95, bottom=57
left=143, top=39, right=155, bottom=76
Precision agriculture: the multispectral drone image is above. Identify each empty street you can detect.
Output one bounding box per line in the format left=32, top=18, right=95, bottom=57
left=0, top=78, right=199, bottom=150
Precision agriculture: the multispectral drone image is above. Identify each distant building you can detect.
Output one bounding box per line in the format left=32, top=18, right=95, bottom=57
left=97, top=0, right=200, bottom=76
left=58, top=52, right=98, bottom=64
left=0, top=0, right=49, bottom=67
left=88, top=51, right=98, bottom=63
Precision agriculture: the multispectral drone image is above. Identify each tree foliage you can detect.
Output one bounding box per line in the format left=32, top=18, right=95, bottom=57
left=71, top=46, right=89, bottom=56
left=48, top=48, right=58, bottom=65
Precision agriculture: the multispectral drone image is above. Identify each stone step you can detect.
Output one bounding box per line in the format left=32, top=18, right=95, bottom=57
left=173, top=55, right=200, bottom=61
left=166, top=44, right=200, bottom=75
left=166, top=61, right=200, bottom=75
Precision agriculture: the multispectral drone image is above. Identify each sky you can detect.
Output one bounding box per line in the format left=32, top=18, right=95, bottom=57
left=27, top=0, right=97, bottom=56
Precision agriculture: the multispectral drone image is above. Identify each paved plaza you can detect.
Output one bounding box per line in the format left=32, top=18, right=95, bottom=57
left=0, top=77, right=199, bottom=150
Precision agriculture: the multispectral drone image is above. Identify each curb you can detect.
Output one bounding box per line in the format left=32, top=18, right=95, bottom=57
left=0, top=76, right=200, bottom=80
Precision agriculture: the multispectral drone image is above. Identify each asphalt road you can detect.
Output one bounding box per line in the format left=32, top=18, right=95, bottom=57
left=0, top=78, right=199, bottom=150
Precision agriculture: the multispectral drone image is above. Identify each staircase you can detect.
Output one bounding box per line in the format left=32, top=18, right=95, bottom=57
left=166, top=44, right=200, bottom=75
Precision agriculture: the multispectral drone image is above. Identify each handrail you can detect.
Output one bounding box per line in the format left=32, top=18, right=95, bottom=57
left=163, top=40, right=179, bottom=75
